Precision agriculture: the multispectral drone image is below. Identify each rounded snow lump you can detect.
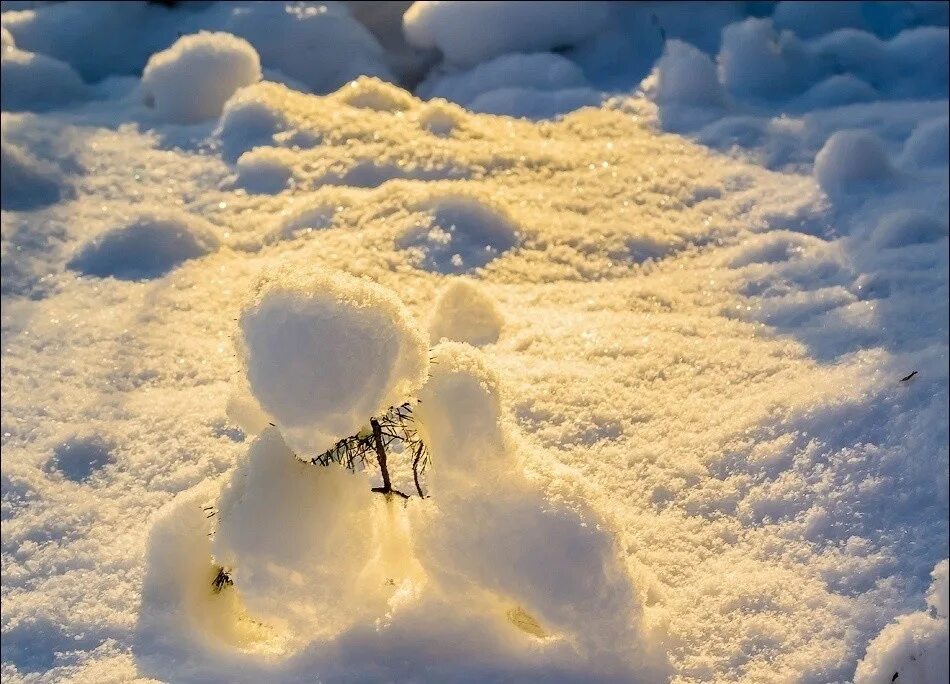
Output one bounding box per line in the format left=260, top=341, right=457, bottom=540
left=814, top=129, right=893, bottom=195
left=141, top=31, right=261, bottom=124
left=238, top=269, right=429, bottom=455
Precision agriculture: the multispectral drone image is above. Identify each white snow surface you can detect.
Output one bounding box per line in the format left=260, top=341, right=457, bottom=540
left=1, top=2, right=949, bottom=683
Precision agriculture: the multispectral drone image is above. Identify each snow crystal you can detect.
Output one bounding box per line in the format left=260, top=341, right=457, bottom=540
left=237, top=269, right=429, bottom=455
left=814, top=129, right=894, bottom=196
left=67, top=211, right=220, bottom=281
left=404, top=1, right=610, bottom=68
left=141, top=32, right=261, bottom=124
left=1, top=45, right=87, bottom=112
left=429, top=278, right=503, bottom=346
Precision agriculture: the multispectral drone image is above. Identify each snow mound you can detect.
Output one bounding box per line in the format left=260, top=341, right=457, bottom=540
left=141, top=32, right=261, bottom=125
left=234, top=148, right=295, bottom=195
left=197, top=1, right=392, bottom=94
left=714, top=18, right=949, bottom=109
left=871, top=210, right=948, bottom=249
left=213, top=87, right=291, bottom=163
left=271, top=203, right=335, bottom=242
left=1, top=26, right=13, bottom=51
left=417, top=52, right=588, bottom=105
left=67, top=212, right=220, bottom=281
left=415, top=98, right=464, bottom=135
left=814, top=129, right=894, bottom=196
left=137, top=481, right=278, bottom=659
left=138, top=342, right=666, bottom=680
left=469, top=86, right=601, bottom=119
left=429, top=278, right=503, bottom=346
left=397, top=196, right=519, bottom=273
left=237, top=269, right=429, bottom=455
left=0, top=140, right=66, bottom=211
left=901, top=116, right=949, bottom=170
left=718, top=18, right=800, bottom=100
left=792, top=74, right=879, bottom=110
left=413, top=343, right=667, bottom=677
left=212, top=428, right=380, bottom=636
left=404, top=1, right=610, bottom=68
left=1, top=45, right=87, bottom=112
left=930, top=560, right=950, bottom=618
left=0, top=1, right=192, bottom=82
left=854, top=559, right=950, bottom=684
left=771, top=0, right=866, bottom=38
left=335, top=76, right=414, bottom=111
left=653, top=40, right=723, bottom=107
left=49, top=433, right=113, bottom=483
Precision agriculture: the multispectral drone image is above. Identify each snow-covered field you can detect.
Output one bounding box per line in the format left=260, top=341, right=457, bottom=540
left=1, top=2, right=948, bottom=683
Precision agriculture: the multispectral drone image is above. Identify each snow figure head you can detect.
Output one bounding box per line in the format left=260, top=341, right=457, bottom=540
left=238, top=269, right=429, bottom=456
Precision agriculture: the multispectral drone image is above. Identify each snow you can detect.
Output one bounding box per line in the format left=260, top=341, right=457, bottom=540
left=237, top=269, right=429, bottom=455
left=814, top=129, right=894, bottom=196
left=0, top=139, right=67, bottom=211
left=1, top=2, right=948, bottom=683
left=140, top=32, right=261, bottom=125
left=404, top=1, right=609, bottom=68
left=66, top=211, right=221, bottom=281
left=233, top=147, right=295, bottom=195
left=193, top=1, right=393, bottom=95
left=854, top=560, right=950, bottom=684
left=1, top=44, right=87, bottom=112
left=395, top=195, right=520, bottom=273
left=213, top=86, right=291, bottom=162
left=429, top=278, right=503, bottom=346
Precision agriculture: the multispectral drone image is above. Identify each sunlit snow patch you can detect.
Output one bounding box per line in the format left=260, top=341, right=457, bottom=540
left=429, top=278, right=504, bottom=346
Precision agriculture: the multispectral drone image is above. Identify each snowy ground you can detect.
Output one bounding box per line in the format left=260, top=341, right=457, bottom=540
left=1, top=2, right=948, bottom=683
